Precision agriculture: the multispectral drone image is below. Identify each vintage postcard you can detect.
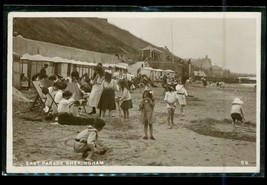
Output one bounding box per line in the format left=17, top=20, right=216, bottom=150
left=5, top=10, right=263, bottom=175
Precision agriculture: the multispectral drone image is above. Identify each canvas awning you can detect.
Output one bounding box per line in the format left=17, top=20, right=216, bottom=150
left=164, top=69, right=175, bottom=73
left=115, top=63, right=128, bottom=69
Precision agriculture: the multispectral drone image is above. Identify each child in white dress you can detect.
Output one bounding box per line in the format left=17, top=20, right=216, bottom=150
left=231, top=97, right=245, bottom=132
left=164, top=85, right=178, bottom=129
left=175, top=83, right=188, bottom=116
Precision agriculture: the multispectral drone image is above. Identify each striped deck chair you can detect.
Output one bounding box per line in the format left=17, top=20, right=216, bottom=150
left=31, top=81, right=58, bottom=116
left=44, top=89, right=58, bottom=115
left=30, top=81, right=47, bottom=111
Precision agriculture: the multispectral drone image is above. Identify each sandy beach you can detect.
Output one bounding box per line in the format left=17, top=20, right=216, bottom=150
left=12, top=83, right=257, bottom=167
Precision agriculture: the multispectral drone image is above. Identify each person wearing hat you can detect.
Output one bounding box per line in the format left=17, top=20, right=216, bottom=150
left=164, top=85, right=179, bottom=129
left=39, top=64, right=49, bottom=80
left=97, top=70, right=117, bottom=119
left=74, top=118, right=106, bottom=161
left=231, top=97, right=245, bottom=131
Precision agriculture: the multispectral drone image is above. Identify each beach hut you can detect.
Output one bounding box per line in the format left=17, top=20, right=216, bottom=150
left=13, top=52, right=21, bottom=90
left=20, top=54, right=56, bottom=87
left=140, top=67, right=156, bottom=81
left=50, top=56, right=71, bottom=78
left=127, top=61, right=145, bottom=76
left=161, top=69, right=175, bottom=78
left=154, top=68, right=163, bottom=81
left=114, top=63, right=128, bottom=78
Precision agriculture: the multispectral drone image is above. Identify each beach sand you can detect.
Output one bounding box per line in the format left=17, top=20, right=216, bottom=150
left=12, top=83, right=257, bottom=167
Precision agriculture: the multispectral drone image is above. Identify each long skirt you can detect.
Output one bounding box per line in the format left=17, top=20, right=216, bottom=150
left=88, top=84, right=103, bottom=107
left=120, top=99, right=133, bottom=111
left=98, top=88, right=116, bottom=110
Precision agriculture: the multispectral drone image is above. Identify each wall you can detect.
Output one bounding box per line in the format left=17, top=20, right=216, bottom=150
left=13, top=36, right=121, bottom=64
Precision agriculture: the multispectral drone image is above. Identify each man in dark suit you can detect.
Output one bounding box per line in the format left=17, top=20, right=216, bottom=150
left=39, top=64, right=48, bottom=80
left=71, top=65, right=80, bottom=82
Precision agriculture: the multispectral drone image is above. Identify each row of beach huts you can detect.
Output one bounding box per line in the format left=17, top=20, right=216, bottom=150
left=12, top=34, right=177, bottom=90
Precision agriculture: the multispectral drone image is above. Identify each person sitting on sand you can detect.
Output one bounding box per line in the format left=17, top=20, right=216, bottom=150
left=57, top=91, right=76, bottom=113
left=139, top=90, right=155, bottom=140
left=231, top=97, right=245, bottom=132
left=74, top=119, right=106, bottom=161
left=43, top=82, right=60, bottom=113
left=54, top=82, right=68, bottom=104
left=164, top=85, right=178, bottom=129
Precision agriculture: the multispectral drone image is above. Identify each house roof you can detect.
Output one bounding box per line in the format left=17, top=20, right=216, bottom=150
left=194, top=70, right=206, bottom=77
left=141, top=46, right=163, bottom=53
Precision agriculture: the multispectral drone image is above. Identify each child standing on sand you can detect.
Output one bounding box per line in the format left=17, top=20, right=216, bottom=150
left=164, top=85, right=178, bottom=129
left=117, top=79, right=133, bottom=120
left=231, top=97, right=245, bottom=132
left=74, top=118, right=106, bottom=161
left=139, top=90, right=155, bottom=140
left=175, top=82, right=188, bottom=116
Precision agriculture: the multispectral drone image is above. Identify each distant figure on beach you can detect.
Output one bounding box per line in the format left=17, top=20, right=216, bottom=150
left=164, top=85, right=178, bottom=129
left=139, top=90, right=155, bottom=140
left=231, top=97, right=245, bottom=132
left=185, top=77, right=193, bottom=89
left=162, top=74, right=167, bottom=85
left=216, top=81, right=225, bottom=88
left=74, top=119, right=106, bottom=161
left=201, top=77, right=207, bottom=87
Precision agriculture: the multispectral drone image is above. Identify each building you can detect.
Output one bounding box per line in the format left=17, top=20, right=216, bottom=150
left=12, top=36, right=126, bottom=88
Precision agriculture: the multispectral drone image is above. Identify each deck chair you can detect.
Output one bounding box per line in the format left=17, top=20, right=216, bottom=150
left=65, top=82, right=87, bottom=112
left=30, top=81, right=47, bottom=111
left=44, top=90, right=58, bottom=115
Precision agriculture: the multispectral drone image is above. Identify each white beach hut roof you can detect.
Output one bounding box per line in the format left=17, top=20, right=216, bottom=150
left=164, top=69, right=175, bottom=73
left=115, top=63, right=128, bottom=69
left=21, top=54, right=53, bottom=62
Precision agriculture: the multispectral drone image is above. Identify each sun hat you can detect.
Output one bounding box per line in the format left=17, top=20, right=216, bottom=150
left=232, top=97, right=244, bottom=104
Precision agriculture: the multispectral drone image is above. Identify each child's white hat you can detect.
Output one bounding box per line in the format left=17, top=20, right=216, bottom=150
left=232, top=97, right=244, bottom=104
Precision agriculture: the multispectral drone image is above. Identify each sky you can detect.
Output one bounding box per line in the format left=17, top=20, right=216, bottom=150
left=107, top=17, right=259, bottom=74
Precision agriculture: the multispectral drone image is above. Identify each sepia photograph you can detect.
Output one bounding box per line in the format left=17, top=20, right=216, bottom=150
left=5, top=11, right=263, bottom=174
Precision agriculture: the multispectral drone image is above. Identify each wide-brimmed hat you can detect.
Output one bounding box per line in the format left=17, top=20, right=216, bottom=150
left=232, top=97, right=244, bottom=104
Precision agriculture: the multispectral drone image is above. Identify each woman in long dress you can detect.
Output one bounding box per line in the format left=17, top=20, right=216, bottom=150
left=88, top=66, right=104, bottom=115
left=98, top=70, right=117, bottom=119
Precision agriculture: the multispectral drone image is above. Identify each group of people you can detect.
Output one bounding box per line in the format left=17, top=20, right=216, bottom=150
left=34, top=63, right=246, bottom=162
